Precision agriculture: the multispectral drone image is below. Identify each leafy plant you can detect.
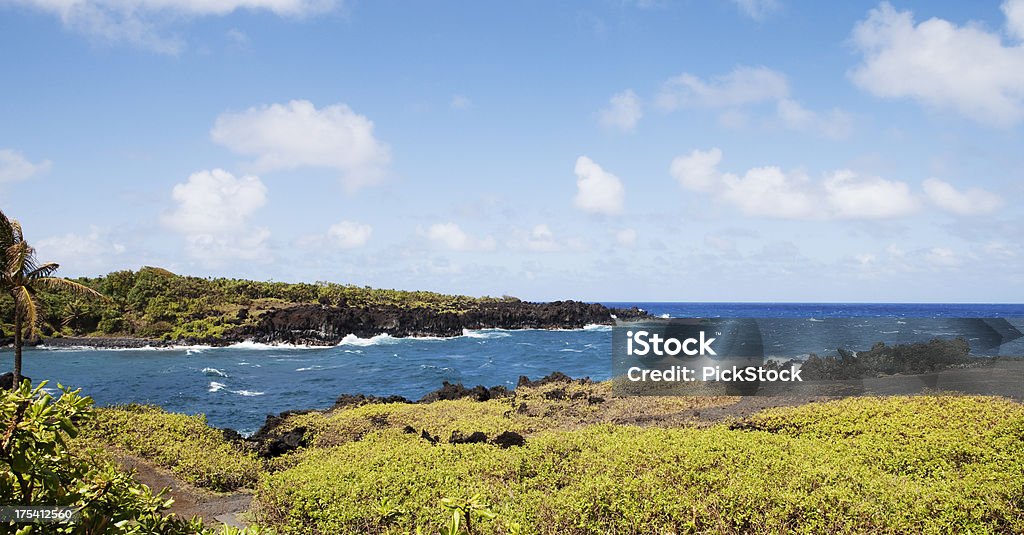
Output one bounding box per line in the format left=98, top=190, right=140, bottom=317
left=0, top=380, right=267, bottom=534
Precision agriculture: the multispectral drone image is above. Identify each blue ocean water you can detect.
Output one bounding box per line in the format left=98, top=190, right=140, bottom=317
left=4, top=303, right=1023, bottom=433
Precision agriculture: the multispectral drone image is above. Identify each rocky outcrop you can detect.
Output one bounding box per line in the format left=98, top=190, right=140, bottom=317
left=36, top=300, right=646, bottom=348
left=230, top=300, right=646, bottom=346
left=801, top=337, right=974, bottom=380
left=0, top=372, right=31, bottom=389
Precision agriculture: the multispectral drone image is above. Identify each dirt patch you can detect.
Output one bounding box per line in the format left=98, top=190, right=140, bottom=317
left=112, top=452, right=252, bottom=527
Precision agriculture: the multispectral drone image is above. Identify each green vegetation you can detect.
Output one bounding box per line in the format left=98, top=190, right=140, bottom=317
left=0, top=381, right=265, bottom=534
left=79, top=405, right=262, bottom=492
left=256, top=395, right=1024, bottom=534
left=10, top=375, right=1023, bottom=533
left=0, top=266, right=516, bottom=342
left=0, top=209, right=105, bottom=386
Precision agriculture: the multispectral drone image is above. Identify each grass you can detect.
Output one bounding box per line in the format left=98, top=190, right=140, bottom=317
left=76, top=389, right=1024, bottom=534
left=255, top=395, right=1024, bottom=534
left=78, top=404, right=263, bottom=492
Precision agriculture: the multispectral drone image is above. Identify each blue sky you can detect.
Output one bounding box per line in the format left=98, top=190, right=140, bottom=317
left=0, top=0, right=1022, bottom=302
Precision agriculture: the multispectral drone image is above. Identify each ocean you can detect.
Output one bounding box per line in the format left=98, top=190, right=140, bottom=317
left=5, top=302, right=1024, bottom=433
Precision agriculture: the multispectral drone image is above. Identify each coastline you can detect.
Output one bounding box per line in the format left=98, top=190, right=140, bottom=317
left=29, top=324, right=617, bottom=351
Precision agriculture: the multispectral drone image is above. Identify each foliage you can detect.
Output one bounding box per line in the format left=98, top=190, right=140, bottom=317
left=79, top=405, right=262, bottom=492
left=270, top=381, right=733, bottom=450
left=11, top=267, right=517, bottom=342
left=0, top=381, right=266, bottom=534
left=255, top=395, right=1024, bottom=534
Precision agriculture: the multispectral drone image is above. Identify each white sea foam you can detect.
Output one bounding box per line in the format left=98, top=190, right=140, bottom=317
left=202, top=367, right=229, bottom=377
left=338, top=333, right=399, bottom=346
left=559, top=348, right=584, bottom=353
left=659, top=313, right=671, bottom=319
left=37, top=344, right=210, bottom=352
left=808, top=318, right=825, bottom=322
left=233, top=390, right=264, bottom=397
left=583, top=324, right=612, bottom=331
left=227, top=340, right=326, bottom=350
left=462, top=329, right=512, bottom=339
left=208, top=381, right=226, bottom=392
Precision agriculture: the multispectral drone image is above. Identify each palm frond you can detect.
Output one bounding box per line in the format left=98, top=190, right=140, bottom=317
left=14, top=285, right=38, bottom=339
left=27, top=262, right=60, bottom=280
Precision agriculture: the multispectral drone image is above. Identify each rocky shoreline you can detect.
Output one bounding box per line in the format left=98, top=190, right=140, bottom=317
left=30, top=299, right=646, bottom=349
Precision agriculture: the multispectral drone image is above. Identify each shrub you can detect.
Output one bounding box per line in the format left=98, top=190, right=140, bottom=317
left=80, top=405, right=262, bottom=492
left=255, top=396, right=1024, bottom=534
left=0, top=381, right=267, bottom=534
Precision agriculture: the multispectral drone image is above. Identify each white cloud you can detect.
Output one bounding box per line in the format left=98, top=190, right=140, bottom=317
left=508, top=224, right=562, bottom=252
left=424, top=222, right=496, bottom=252
left=211, top=100, right=390, bottom=191
left=670, top=148, right=722, bottom=192
left=849, top=2, right=1024, bottom=126
left=450, top=95, right=472, bottom=110
left=922, top=178, right=1003, bottom=216
left=776, top=99, right=853, bottom=139
left=824, top=170, right=917, bottom=219
left=926, top=247, right=961, bottom=267
left=599, top=89, right=643, bottom=132
left=720, top=166, right=817, bottom=219
left=326, top=221, right=372, bottom=248
left=615, top=228, right=637, bottom=247
left=654, top=67, right=850, bottom=136
left=573, top=156, right=625, bottom=216
left=6, top=0, right=338, bottom=53
left=162, top=169, right=270, bottom=262
left=1007, top=0, right=1024, bottom=40
left=36, top=227, right=126, bottom=273
left=731, top=0, right=780, bottom=21
left=0, top=149, right=51, bottom=183
left=656, top=66, right=789, bottom=110
left=671, top=148, right=919, bottom=220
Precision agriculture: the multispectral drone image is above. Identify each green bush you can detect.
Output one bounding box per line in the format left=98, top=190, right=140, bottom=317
left=256, top=396, right=1024, bottom=534
left=0, top=381, right=267, bottom=534
left=81, top=405, right=262, bottom=492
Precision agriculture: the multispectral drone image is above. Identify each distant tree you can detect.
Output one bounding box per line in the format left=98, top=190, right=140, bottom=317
left=0, top=209, right=105, bottom=388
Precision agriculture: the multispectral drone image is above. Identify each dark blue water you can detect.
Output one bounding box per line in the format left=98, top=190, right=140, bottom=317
left=4, top=303, right=1023, bottom=433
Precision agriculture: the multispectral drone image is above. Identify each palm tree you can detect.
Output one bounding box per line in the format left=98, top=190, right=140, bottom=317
left=1, top=209, right=104, bottom=388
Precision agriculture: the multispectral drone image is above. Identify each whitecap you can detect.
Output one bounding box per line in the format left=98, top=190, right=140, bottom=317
left=462, top=329, right=512, bottom=339
left=583, top=324, right=612, bottom=331
left=232, top=390, right=264, bottom=397
left=808, top=318, right=825, bottom=323
left=228, top=340, right=324, bottom=350
left=559, top=348, right=584, bottom=353
left=208, top=381, right=226, bottom=393
left=337, top=333, right=399, bottom=346
left=659, top=313, right=671, bottom=319
left=202, top=367, right=229, bottom=378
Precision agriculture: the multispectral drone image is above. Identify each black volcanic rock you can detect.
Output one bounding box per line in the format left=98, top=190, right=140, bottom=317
left=227, top=300, right=647, bottom=346
left=0, top=372, right=30, bottom=389
left=449, top=431, right=489, bottom=444
left=334, top=393, right=411, bottom=409
left=492, top=431, right=526, bottom=449
left=517, top=371, right=578, bottom=388
left=418, top=381, right=510, bottom=403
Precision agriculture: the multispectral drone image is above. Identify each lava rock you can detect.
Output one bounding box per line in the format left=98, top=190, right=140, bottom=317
left=0, top=372, right=30, bottom=389
left=334, top=393, right=411, bottom=409
left=450, top=431, right=489, bottom=444
left=492, top=431, right=526, bottom=449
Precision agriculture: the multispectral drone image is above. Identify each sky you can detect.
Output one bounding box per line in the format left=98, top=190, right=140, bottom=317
left=0, top=0, right=1022, bottom=302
